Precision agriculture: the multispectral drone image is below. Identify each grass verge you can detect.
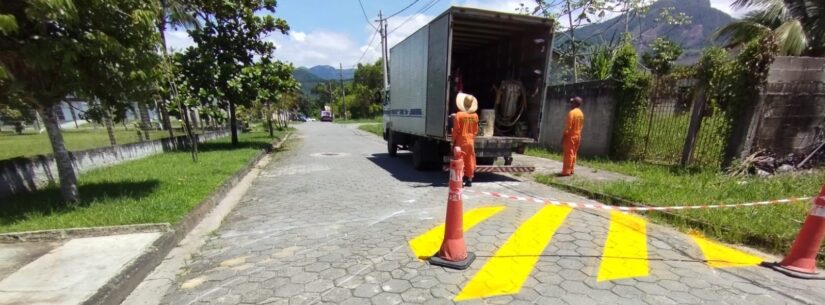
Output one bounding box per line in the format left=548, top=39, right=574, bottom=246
left=0, top=124, right=192, bottom=160
left=0, top=130, right=288, bottom=233
left=525, top=146, right=825, bottom=262
left=358, top=123, right=383, bottom=137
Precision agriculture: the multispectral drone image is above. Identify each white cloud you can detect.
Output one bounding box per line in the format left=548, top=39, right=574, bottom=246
left=165, top=30, right=195, bottom=52
left=710, top=0, right=753, bottom=18
left=291, top=31, right=307, bottom=42
left=270, top=30, right=374, bottom=67
left=453, top=0, right=527, bottom=14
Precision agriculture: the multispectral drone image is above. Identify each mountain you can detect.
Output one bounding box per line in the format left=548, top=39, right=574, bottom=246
left=570, top=0, right=735, bottom=62
left=293, top=65, right=356, bottom=97
left=293, top=67, right=325, bottom=95
left=307, top=65, right=355, bottom=80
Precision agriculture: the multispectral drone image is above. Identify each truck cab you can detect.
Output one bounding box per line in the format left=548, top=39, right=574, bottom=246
left=384, top=7, right=553, bottom=171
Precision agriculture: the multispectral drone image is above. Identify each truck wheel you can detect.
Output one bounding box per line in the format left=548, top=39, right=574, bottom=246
left=387, top=130, right=397, bottom=157
left=412, top=140, right=426, bottom=170
left=504, top=157, right=513, bottom=166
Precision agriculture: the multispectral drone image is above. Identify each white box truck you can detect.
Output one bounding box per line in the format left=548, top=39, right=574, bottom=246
left=383, top=7, right=554, bottom=171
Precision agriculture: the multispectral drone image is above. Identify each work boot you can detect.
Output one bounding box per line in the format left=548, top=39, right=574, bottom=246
left=465, top=178, right=472, bottom=187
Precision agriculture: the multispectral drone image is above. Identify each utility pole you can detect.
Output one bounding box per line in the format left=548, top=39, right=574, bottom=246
left=339, top=63, right=347, bottom=121
left=379, top=10, right=389, bottom=91
left=566, top=0, right=578, bottom=83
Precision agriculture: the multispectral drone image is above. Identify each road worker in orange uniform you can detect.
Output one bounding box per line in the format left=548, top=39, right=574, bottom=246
left=452, top=93, right=479, bottom=187
left=561, top=96, right=584, bottom=176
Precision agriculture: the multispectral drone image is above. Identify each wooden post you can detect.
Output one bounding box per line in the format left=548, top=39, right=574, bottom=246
left=680, top=86, right=707, bottom=167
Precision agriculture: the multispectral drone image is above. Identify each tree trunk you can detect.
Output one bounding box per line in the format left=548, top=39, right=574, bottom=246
left=32, top=109, right=43, bottom=133
left=104, top=109, right=117, bottom=146
left=67, top=101, right=79, bottom=128
left=179, top=102, right=197, bottom=162
left=229, top=101, right=238, bottom=145
left=138, top=102, right=152, bottom=141
left=267, top=103, right=274, bottom=138
left=157, top=100, right=174, bottom=138
left=40, top=105, right=80, bottom=203
left=190, top=109, right=200, bottom=130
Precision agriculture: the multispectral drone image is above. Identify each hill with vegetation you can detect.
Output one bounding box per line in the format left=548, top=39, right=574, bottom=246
left=572, top=0, right=734, bottom=62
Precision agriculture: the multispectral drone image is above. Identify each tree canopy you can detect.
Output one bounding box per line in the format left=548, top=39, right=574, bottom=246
left=0, top=0, right=162, bottom=203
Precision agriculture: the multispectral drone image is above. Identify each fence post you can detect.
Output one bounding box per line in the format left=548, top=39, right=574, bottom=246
left=680, top=86, right=707, bottom=167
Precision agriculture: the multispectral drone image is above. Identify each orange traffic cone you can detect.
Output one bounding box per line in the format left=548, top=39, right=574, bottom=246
left=767, top=184, right=825, bottom=279
left=429, top=146, right=476, bottom=270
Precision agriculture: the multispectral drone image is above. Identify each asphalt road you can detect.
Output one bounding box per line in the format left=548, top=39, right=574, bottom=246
left=157, top=122, right=825, bottom=305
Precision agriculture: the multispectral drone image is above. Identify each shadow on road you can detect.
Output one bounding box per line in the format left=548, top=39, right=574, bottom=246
left=366, top=153, right=519, bottom=187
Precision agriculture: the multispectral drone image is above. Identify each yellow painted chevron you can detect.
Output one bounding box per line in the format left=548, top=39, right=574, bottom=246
left=409, top=206, right=505, bottom=260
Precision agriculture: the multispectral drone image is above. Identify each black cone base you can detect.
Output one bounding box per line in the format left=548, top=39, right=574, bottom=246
left=429, top=252, right=476, bottom=270
left=763, top=262, right=825, bottom=280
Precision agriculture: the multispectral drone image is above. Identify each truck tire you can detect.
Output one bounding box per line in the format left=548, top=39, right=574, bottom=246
left=387, top=130, right=397, bottom=157
left=412, top=140, right=427, bottom=170
left=504, top=157, right=513, bottom=166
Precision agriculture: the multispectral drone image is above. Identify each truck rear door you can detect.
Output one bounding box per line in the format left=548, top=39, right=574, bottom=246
left=425, top=13, right=450, bottom=138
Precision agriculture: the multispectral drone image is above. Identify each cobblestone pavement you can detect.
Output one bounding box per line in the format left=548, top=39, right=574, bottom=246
left=158, top=123, right=825, bottom=305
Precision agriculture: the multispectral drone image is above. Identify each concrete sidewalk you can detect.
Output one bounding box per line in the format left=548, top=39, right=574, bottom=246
left=0, top=233, right=161, bottom=305
left=510, top=153, right=635, bottom=183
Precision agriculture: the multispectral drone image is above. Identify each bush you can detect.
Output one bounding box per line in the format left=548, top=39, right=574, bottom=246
left=610, top=39, right=652, bottom=159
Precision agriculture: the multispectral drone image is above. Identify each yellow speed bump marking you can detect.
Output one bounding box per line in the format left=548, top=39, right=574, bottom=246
left=597, top=211, right=649, bottom=282
left=409, top=206, right=505, bottom=260
left=689, top=232, right=763, bottom=268
left=455, top=205, right=572, bottom=301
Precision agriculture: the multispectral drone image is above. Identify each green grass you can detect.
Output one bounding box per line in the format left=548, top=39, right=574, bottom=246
left=334, top=117, right=382, bottom=124
left=525, top=146, right=825, bottom=259
left=0, top=130, right=287, bottom=233
left=0, top=124, right=189, bottom=160
left=358, top=123, right=383, bottom=137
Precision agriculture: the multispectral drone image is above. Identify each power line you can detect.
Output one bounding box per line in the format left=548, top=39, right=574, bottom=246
left=388, top=0, right=441, bottom=35
left=386, top=0, right=420, bottom=19
left=357, top=0, right=378, bottom=30
left=355, top=28, right=380, bottom=65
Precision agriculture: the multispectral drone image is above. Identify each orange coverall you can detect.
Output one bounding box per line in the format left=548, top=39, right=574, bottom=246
left=561, top=108, right=584, bottom=176
left=452, top=112, right=479, bottom=178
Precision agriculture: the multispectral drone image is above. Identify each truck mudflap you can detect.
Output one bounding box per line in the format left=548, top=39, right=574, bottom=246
left=441, top=165, right=536, bottom=173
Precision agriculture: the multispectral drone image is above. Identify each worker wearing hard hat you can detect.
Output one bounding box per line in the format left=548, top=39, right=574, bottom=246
left=561, top=96, right=584, bottom=176
left=452, top=93, right=479, bottom=186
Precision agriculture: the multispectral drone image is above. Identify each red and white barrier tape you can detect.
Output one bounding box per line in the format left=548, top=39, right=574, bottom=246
left=463, top=189, right=811, bottom=212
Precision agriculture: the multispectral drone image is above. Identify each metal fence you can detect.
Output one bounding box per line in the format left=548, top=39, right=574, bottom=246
left=627, top=78, right=728, bottom=168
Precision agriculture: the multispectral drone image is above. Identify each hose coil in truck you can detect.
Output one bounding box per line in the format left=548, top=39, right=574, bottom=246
left=494, top=80, right=528, bottom=133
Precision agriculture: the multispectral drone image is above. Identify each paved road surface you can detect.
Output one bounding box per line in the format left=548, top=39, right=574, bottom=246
left=158, top=122, right=825, bottom=305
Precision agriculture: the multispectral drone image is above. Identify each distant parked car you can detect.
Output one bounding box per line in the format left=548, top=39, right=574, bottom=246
left=320, top=111, right=333, bottom=122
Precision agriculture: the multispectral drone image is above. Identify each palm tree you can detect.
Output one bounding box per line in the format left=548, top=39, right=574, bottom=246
left=157, top=0, right=198, bottom=138
left=715, top=0, right=825, bottom=56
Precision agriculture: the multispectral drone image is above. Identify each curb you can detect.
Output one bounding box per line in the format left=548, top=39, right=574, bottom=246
left=0, top=223, right=171, bottom=243
left=83, top=132, right=291, bottom=305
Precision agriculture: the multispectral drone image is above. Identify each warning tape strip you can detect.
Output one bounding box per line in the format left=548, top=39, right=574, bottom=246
left=463, top=189, right=811, bottom=212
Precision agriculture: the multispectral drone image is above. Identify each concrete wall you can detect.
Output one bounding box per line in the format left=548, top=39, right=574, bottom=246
left=0, top=130, right=229, bottom=199
left=739, top=57, right=825, bottom=157
left=539, top=80, right=616, bottom=157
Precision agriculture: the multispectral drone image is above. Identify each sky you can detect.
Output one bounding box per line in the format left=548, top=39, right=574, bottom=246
left=164, top=0, right=753, bottom=69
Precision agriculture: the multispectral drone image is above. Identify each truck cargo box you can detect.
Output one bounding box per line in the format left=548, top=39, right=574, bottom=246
left=384, top=6, right=554, bottom=170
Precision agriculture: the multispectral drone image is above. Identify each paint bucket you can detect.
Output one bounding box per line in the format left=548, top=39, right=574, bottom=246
left=479, top=109, right=495, bottom=138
